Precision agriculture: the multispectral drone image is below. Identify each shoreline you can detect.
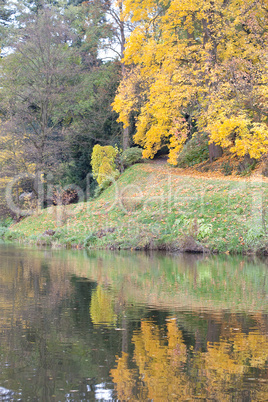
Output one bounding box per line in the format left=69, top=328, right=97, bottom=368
left=4, top=163, right=268, bottom=256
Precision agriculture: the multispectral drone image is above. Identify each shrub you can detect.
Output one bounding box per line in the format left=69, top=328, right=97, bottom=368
left=0, top=218, right=14, bottom=239
left=0, top=227, right=8, bottom=238
left=94, top=170, right=120, bottom=198
left=36, top=235, right=52, bottom=246
left=197, top=221, right=213, bottom=240
left=177, top=132, right=209, bottom=167
left=121, top=147, right=143, bottom=168
left=83, top=232, right=98, bottom=247
left=91, top=145, right=119, bottom=185
left=221, top=161, right=233, bottom=176
left=245, top=226, right=266, bottom=249
left=0, top=217, right=13, bottom=227
left=236, top=155, right=257, bottom=176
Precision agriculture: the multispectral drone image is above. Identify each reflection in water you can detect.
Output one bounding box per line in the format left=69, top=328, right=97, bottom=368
left=111, top=319, right=188, bottom=401
left=111, top=318, right=268, bottom=401
left=90, top=285, right=117, bottom=326
left=0, top=244, right=267, bottom=400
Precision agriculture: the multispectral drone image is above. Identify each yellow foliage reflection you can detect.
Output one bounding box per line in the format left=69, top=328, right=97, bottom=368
left=205, top=328, right=268, bottom=399
left=90, top=285, right=117, bottom=326
left=133, top=318, right=188, bottom=401
left=111, top=318, right=189, bottom=401
left=110, top=352, right=137, bottom=401
left=111, top=319, right=268, bottom=401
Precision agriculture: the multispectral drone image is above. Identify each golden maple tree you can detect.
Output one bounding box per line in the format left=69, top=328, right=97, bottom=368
left=113, top=0, right=268, bottom=165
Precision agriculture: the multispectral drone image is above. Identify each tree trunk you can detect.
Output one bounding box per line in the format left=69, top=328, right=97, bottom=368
left=122, top=126, right=129, bottom=150
left=119, top=0, right=130, bottom=150
left=202, top=6, right=223, bottom=163
left=209, top=142, right=223, bottom=162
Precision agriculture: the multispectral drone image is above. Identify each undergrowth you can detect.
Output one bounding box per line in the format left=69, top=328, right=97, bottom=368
left=177, top=133, right=209, bottom=168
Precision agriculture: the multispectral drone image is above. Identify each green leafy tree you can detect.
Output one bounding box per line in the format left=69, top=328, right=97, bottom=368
left=0, top=7, right=82, bottom=173
left=0, top=0, right=125, bottom=211
left=65, top=61, right=122, bottom=188
left=61, top=0, right=123, bottom=188
left=0, top=0, right=15, bottom=48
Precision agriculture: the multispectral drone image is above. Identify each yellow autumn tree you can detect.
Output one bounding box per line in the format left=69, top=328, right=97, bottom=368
left=91, top=144, right=119, bottom=185
left=0, top=124, right=37, bottom=218
left=113, top=0, right=268, bottom=164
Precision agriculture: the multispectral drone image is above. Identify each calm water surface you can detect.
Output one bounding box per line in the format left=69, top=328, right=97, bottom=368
left=0, top=243, right=267, bottom=401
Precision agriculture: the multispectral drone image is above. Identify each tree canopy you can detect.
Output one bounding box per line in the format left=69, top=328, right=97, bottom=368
left=0, top=7, right=82, bottom=172
left=113, top=0, right=268, bottom=164
left=0, top=1, right=123, bottom=195
left=0, top=0, right=124, bottom=216
left=0, top=0, right=267, bottom=217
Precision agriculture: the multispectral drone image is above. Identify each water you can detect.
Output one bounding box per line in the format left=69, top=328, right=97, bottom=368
left=0, top=244, right=267, bottom=401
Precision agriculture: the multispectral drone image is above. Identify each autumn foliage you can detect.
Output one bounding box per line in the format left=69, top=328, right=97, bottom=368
left=113, top=0, right=268, bottom=165
left=91, top=144, right=119, bottom=185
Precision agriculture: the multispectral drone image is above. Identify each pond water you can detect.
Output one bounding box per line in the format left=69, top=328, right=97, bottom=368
left=0, top=244, right=267, bottom=401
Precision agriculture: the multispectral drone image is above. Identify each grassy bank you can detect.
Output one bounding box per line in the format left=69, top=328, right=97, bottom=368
left=5, top=163, right=268, bottom=254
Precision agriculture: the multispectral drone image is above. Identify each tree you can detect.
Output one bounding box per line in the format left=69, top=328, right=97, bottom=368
left=0, top=7, right=82, bottom=174
left=89, top=0, right=135, bottom=149
left=0, top=0, right=124, bottom=204
left=0, top=0, right=127, bottom=218
left=107, top=0, right=134, bottom=149
left=113, top=0, right=268, bottom=164
left=63, top=60, right=122, bottom=188
left=0, top=0, right=16, bottom=49
left=62, top=1, right=123, bottom=188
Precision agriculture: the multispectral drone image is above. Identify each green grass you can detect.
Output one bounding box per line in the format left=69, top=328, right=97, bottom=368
left=6, top=163, right=268, bottom=254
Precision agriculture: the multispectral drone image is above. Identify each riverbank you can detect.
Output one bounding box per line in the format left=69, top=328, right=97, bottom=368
left=5, top=163, right=268, bottom=254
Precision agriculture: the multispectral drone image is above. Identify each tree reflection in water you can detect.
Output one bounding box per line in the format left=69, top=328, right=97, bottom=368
left=111, top=317, right=268, bottom=401
left=0, top=245, right=267, bottom=400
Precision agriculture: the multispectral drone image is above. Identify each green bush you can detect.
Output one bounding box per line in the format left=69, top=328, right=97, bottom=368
left=121, top=147, right=143, bottom=168
left=4, top=231, right=23, bottom=241
left=245, top=226, right=266, bottom=249
left=0, top=217, right=12, bottom=238
left=0, top=217, right=13, bottom=227
left=0, top=227, right=8, bottom=238
left=94, top=170, right=120, bottom=198
left=83, top=233, right=98, bottom=247
left=177, top=133, right=209, bottom=167
left=36, top=235, right=52, bottom=246
left=28, top=234, right=38, bottom=241
left=197, top=221, right=213, bottom=240
left=221, top=161, right=233, bottom=176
